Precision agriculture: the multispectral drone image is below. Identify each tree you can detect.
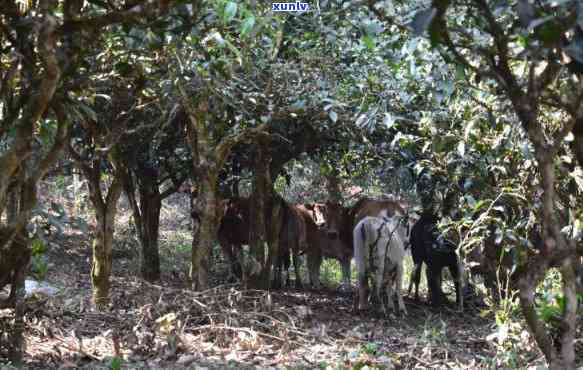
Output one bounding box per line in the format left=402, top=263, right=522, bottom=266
left=0, top=0, right=185, bottom=361
left=369, top=1, right=583, bottom=367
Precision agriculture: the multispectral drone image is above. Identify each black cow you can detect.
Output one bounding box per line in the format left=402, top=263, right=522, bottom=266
left=408, top=211, right=462, bottom=308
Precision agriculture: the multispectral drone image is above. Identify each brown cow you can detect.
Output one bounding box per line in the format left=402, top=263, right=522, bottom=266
left=304, top=202, right=353, bottom=287
left=302, top=203, right=326, bottom=226
left=350, top=196, right=409, bottom=225
left=323, top=197, right=410, bottom=242
left=294, top=204, right=323, bottom=287
left=217, top=197, right=307, bottom=287
left=293, top=203, right=353, bottom=288
left=278, top=203, right=308, bottom=288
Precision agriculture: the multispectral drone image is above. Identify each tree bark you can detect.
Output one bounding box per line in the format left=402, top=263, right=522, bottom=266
left=84, top=165, right=123, bottom=308
left=137, top=185, right=161, bottom=282
left=189, top=172, right=219, bottom=291
left=265, top=195, right=283, bottom=288
left=248, top=145, right=269, bottom=288
left=515, top=126, right=578, bottom=369
left=123, top=168, right=162, bottom=282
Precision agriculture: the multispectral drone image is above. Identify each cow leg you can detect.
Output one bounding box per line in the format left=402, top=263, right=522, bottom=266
left=284, top=253, right=292, bottom=287
left=428, top=265, right=442, bottom=306
left=272, top=263, right=281, bottom=289
left=341, top=258, right=351, bottom=286
left=449, top=258, right=463, bottom=310
left=292, top=250, right=303, bottom=289
left=376, top=267, right=388, bottom=314
left=307, top=250, right=322, bottom=289
left=356, top=269, right=369, bottom=311
left=219, top=240, right=239, bottom=280
left=234, top=245, right=245, bottom=283
left=424, top=265, right=433, bottom=303
left=396, top=263, right=407, bottom=314
left=273, top=249, right=287, bottom=289
left=408, top=263, right=422, bottom=300
left=232, top=243, right=244, bottom=280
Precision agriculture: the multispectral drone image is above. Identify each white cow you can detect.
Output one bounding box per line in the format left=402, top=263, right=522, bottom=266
left=353, top=215, right=410, bottom=315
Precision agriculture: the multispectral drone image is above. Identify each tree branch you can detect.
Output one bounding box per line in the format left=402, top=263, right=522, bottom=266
left=215, top=123, right=270, bottom=170
left=31, top=102, right=71, bottom=184
left=58, top=0, right=182, bottom=35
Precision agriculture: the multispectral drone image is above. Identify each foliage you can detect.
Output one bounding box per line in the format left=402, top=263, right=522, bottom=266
left=108, top=356, right=123, bottom=370
left=29, top=239, right=48, bottom=281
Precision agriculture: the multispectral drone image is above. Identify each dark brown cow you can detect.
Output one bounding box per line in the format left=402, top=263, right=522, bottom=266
left=217, top=198, right=249, bottom=278
left=217, top=197, right=307, bottom=287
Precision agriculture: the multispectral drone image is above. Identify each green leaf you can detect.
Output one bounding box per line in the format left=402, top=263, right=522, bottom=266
left=109, top=356, right=123, bottom=370
left=329, top=111, right=338, bottom=122
left=455, top=64, right=466, bottom=80
left=362, top=35, right=375, bottom=50
left=224, top=38, right=243, bottom=65
left=224, top=2, right=237, bottom=23
left=240, top=16, right=255, bottom=37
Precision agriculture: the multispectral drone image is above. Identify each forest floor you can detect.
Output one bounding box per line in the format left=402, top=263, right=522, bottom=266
left=0, top=180, right=559, bottom=369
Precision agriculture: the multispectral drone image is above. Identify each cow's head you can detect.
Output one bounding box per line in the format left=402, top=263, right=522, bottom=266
left=304, top=203, right=326, bottom=226
left=322, top=201, right=346, bottom=240
left=222, top=198, right=247, bottom=220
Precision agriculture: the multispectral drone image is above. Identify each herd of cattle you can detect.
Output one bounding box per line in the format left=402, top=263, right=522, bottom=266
left=216, top=196, right=463, bottom=314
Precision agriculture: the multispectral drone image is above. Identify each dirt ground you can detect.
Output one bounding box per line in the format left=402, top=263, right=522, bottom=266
left=0, top=184, right=553, bottom=369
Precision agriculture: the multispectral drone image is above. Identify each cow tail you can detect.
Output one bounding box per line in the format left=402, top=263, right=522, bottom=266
left=353, top=222, right=366, bottom=283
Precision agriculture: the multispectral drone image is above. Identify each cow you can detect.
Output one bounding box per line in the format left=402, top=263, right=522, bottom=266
left=217, top=198, right=249, bottom=279
left=318, top=196, right=413, bottom=284
left=301, top=203, right=326, bottom=226
left=217, top=197, right=308, bottom=288
left=408, top=211, right=463, bottom=309
left=322, top=197, right=410, bottom=244
left=350, top=196, right=409, bottom=226
left=295, top=203, right=353, bottom=288
left=304, top=202, right=353, bottom=287
left=277, top=202, right=308, bottom=288
left=353, top=214, right=410, bottom=315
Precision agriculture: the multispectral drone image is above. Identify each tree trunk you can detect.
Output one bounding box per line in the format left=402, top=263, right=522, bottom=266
left=190, top=173, right=219, bottom=291
left=123, top=168, right=162, bottom=282
left=85, top=166, right=123, bottom=309
left=265, top=195, right=283, bottom=288
left=179, top=87, right=270, bottom=291
left=248, top=145, right=269, bottom=288
left=518, top=135, right=578, bottom=369
left=137, top=186, right=161, bottom=282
